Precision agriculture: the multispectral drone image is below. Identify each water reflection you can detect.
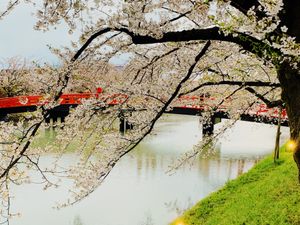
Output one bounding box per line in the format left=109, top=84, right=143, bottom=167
left=132, top=143, right=259, bottom=185
left=10, top=114, right=289, bottom=225
left=73, top=215, right=84, bottom=225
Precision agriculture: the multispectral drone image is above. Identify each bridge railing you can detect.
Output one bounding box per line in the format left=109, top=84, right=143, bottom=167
left=0, top=91, right=289, bottom=122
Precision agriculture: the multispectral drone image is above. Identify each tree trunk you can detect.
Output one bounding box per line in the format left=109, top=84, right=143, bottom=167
left=278, top=62, right=300, bottom=182
left=274, top=107, right=282, bottom=163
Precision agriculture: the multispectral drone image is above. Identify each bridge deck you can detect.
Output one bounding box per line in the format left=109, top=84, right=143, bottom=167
left=0, top=92, right=288, bottom=126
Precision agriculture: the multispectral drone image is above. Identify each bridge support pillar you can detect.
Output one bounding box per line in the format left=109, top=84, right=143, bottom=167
left=119, top=116, right=133, bottom=134
left=202, top=115, right=221, bottom=136
left=0, top=113, right=8, bottom=122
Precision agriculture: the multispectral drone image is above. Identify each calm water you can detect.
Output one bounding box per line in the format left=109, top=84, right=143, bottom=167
left=10, top=114, right=289, bottom=225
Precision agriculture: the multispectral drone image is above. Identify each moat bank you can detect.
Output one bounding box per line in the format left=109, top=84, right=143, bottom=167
left=172, top=145, right=300, bottom=225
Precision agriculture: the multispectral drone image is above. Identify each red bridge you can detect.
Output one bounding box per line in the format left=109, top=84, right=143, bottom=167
left=0, top=88, right=288, bottom=134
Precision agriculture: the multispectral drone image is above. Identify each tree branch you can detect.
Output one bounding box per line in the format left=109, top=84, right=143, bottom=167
left=0, top=119, right=43, bottom=179
left=98, top=41, right=211, bottom=183
left=71, top=28, right=112, bottom=61
left=161, top=7, right=200, bottom=27
left=179, top=80, right=281, bottom=96
left=215, top=85, right=245, bottom=109
left=75, top=26, right=280, bottom=63
left=245, top=87, right=283, bottom=108
left=125, top=41, right=211, bottom=155
left=0, top=0, right=20, bottom=20
left=119, top=27, right=278, bottom=59
left=131, top=47, right=180, bottom=84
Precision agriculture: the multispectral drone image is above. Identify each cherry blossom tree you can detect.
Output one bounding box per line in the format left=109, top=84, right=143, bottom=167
left=0, top=0, right=300, bottom=223
left=0, top=58, right=35, bottom=97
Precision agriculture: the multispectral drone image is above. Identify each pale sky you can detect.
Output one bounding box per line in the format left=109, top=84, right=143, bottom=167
left=0, top=2, right=129, bottom=67
left=0, top=2, right=79, bottom=65
left=0, top=1, right=209, bottom=67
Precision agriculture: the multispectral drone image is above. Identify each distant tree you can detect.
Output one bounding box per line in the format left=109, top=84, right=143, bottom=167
left=0, top=58, right=34, bottom=97
left=0, top=0, right=300, bottom=223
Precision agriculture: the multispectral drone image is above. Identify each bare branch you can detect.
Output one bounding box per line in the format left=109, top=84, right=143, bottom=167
left=245, top=87, right=283, bottom=108
left=73, top=26, right=281, bottom=64
left=131, top=47, right=180, bottom=84
left=179, top=80, right=281, bottom=96
left=0, top=119, right=42, bottom=179
left=215, top=85, right=245, bottom=109
left=161, top=7, right=200, bottom=27
left=0, top=0, right=20, bottom=20
left=72, top=28, right=112, bottom=61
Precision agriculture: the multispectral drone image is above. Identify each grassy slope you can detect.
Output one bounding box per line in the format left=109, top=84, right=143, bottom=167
left=171, top=146, right=300, bottom=225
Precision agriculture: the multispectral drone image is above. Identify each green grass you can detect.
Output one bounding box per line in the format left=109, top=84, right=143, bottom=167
left=171, top=146, right=300, bottom=225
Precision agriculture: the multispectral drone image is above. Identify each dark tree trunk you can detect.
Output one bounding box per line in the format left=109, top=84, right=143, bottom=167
left=278, top=62, right=300, bottom=182
left=277, top=0, right=300, bottom=183
left=274, top=107, right=282, bottom=163
left=280, top=0, right=300, bottom=43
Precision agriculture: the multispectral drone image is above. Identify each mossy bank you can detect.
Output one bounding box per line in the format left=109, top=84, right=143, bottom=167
left=171, top=145, right=300, bottom=225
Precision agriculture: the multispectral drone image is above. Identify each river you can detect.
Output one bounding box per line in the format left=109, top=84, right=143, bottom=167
left=10, top=114, right=289, bottom=225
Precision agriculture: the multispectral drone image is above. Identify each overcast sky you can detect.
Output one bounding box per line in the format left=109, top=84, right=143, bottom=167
left=0, top=1, right=132, bottom=67
left=0, top=2, right=79, bottom=65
